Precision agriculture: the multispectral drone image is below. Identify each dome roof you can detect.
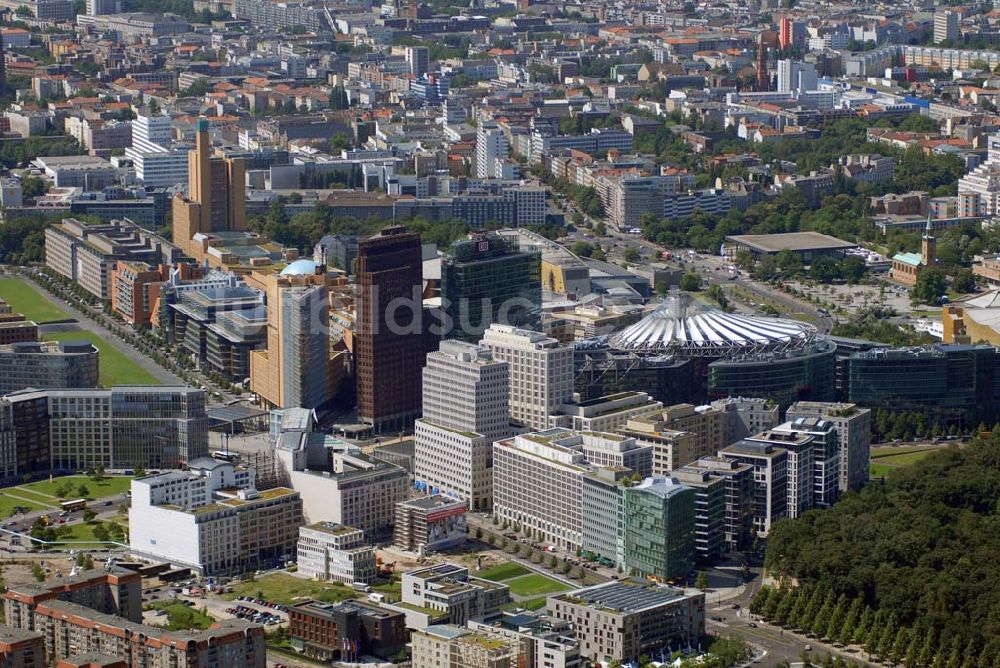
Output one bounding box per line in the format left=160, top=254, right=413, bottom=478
left=608, top=293, right=816, bottom=357
left=280, top=259, right=319, bottom=276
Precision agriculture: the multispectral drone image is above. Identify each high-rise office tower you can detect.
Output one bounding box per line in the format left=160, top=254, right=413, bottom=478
left=441, top=233, right=541, bottom=342
left=355, top=226, right=424, bottom=432
left=248, top=260, right=335, bottom=410
left=413, top=340, right=510, bottom=509
left=404, top=45, right=429, bottom=76
left=172, top=117, right=246, bottom=260
left=476, top=122, right=509, bottom=179
left=786, top=401, right=871, bottom=492
left=480, top=324, right=574, bottom=430
left=623, top=476, right=696, bottom=581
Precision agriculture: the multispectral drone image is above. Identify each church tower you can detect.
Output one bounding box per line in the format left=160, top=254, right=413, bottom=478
left=921, top=215, right=936, bottom=267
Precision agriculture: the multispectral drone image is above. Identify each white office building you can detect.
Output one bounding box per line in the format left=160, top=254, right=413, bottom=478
left=777, top=59, right=818, bottom=93
left=934, top=9, right=958, bottom=44
left=413, top=341, right=510, bottom=510
left=296, top=522, right=376, bottom=584
left=476, top=122, right=509, bottom=179
left=125, top=112, right=189, bottom=188
left=129, top=459, right=302, bottom=576
left=492, top=428, right=646, bottom=552
left=480, top=324, right=574, bottom=430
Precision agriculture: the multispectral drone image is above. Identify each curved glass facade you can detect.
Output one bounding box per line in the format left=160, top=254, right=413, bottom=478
left=707, top=339, right=837, bottom=409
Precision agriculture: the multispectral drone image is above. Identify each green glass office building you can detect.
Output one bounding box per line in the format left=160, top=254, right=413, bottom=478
left=441, top=233, right=541, bottom=342
left=624, top=476, right=696, bottom=581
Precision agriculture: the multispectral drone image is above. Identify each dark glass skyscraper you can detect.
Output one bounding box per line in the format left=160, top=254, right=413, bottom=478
left=356, top=226, right=424, bottom=432
left=440, top=233, right=541, bottom=342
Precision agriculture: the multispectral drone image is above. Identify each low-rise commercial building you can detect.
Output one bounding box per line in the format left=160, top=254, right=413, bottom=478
left=467, top=609, right=582, bottom=668
left=394, top=564, right=511, bottom=630
left=129, top=459, right=302, bottom=576
left=546, top=580, right=704, bottom=664
left=296, top=523, right=376, bottom=584
left=289, top=600, right=406, bottom=662
left=0, top=340, right=98, bottom=396
left=393, top=495, right=467, bottom=553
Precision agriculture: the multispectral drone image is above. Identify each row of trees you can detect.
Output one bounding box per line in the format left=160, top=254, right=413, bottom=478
left=761, top=437, right=1000, bottom=665
left=751, top=585, right=989, bottom=668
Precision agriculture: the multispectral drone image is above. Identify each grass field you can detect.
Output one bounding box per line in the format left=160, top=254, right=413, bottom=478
left=146, top=601, right=215, bottom=631
left=504, top=573, right=570, bottom=597
left=17, top=475, right=133, bottom=500
left=0, top=278, right=69, bottom=323
left=225, top=574, right=357, bottom=606
left=41, top=330, right=160, bottom=386
left=503, top=596, right=548, bottom=611
left=476, top=562, right=530, bottom=582
left=0, top=492, right=47, bottom=516
left=474, top=561, right=569, bottom=598
left=869, top=445, right=947, bottom=478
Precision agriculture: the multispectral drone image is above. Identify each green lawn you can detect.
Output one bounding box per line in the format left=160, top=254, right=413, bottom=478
left=503, top=596, right=548, bottom=611
left=146, top=601, right=215, bottom=630
left=0, top=278, right=69, bottom=323
left=0, top=492, right=47, bottom=517
left=504, top=573, right=570, bottom=597
left=225, top=574, right=358, bottom=605
left=870, top=446, right=945, bottom=459
left=41, top=330, right=160, bottom=386
left=869, top=462, right=893, bottom=478
left=17, top=475, right=133, bottom=500
left=475, top=562, right=530, bottom=582
left=870, top=447, right=945, bottom=479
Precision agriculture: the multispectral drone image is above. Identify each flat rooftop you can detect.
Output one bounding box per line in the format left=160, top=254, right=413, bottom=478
left=553, top=579, right=688, bottom=613
left=726, top=232, right=857, bottom=253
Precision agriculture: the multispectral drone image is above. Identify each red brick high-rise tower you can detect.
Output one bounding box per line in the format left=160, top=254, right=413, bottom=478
left=756, top=35, right=769, bottom=92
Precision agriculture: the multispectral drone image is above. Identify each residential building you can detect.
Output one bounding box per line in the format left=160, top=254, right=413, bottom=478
left=296, top=522, right=376, bottom=584
left=129, top=459, right=302, bottom=576
left=671, top=467, right=727, bottom=562
left=467, top=609, right=581, bottom=668
left=440, top=233, right=541, bottom=342
left=232, top=0, right=324, bottom=30
left=934, top=9, right=959, bottom=44
left=289, top=600, right=406, bottom=662
left=476, top=122, right=509, bottom=179
left=718, top=441, right=788, bottom=536
left=110, top=260, right=171, bottom=326
left=11, top=599, right=264, bottom=667
left=776, top=59, right=818, bottom=93
left=413, top=340, right=510, bottom=510
left=248, top=261, right=338, bottom=410
left=480, top=324, right=574, bottom=430
left=411, top=625, right=521, bottom=668
left=0, top=627, right=44, bottom=668
left=405, top=45, right=429, bottom=76
left=355, top=226, right=425, bottom=432
left=394, top=564, right=510, bottom=630
left=172, top=118, right=246, bottom=263
left=959, top=161, right=1000, bottom=216
left=839, top=154, right=894, bottom=186
left=275, top=431, right=408, bottom=538
left=393, top=495, right=468, bottom=552
left=709, top=397, right=781, bottom=443
left=546, top=580, right=704, bottom=664
left=786, top=401, right=872, bottom=492
left=45, top=218, right=164, bottom=301
left=4, top=567, right=256, bottom=667
left=677, top=456, right=754, bottom=552
left=0, top=340, right=98, bottom=396
left=745, top=428, right=815, bottom=519
left=761, top=418, right=841, bottom=509
left=623, top=477, right=695, bottom=580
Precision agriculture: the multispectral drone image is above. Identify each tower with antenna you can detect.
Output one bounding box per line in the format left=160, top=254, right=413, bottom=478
left=921, top=214, right=936, bottom=267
